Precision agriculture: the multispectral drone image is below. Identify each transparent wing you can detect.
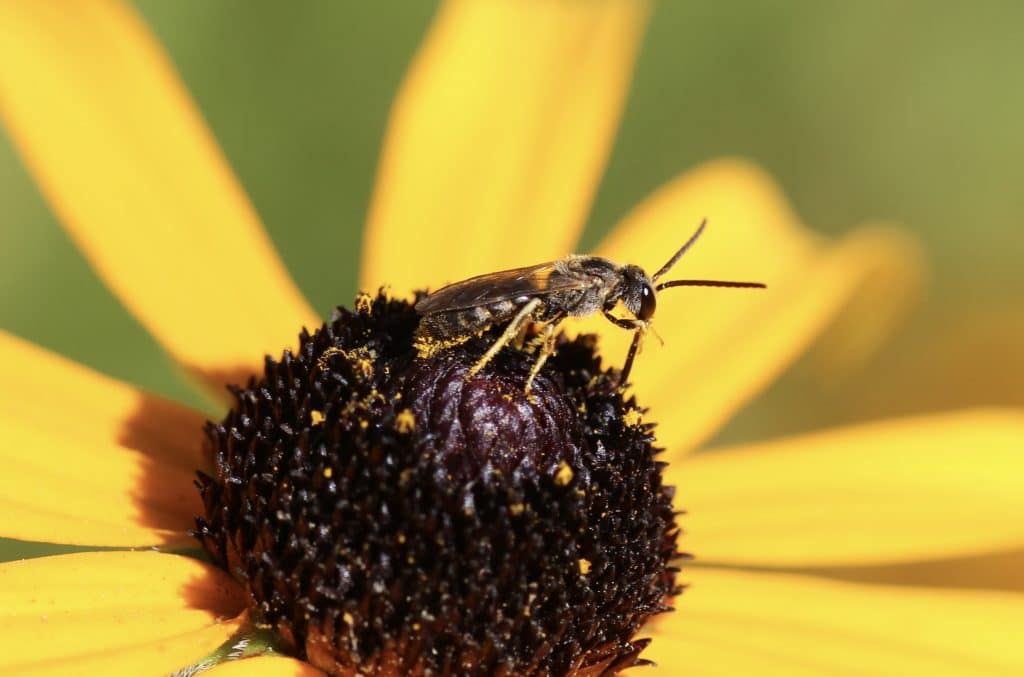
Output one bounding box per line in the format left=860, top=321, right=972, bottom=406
left=415, top=262, right=588, bottom=314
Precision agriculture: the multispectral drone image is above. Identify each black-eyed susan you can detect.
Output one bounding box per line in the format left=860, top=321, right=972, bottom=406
left=2, top=1, right=1023, bottom=675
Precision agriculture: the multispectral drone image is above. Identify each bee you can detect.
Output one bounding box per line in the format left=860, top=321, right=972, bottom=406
left=414, top=220, right=766, bottom=391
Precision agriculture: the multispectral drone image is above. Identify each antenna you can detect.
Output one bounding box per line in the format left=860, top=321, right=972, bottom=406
left=651, top=219, right=707, bottom=282
left=656, top=279, right=766, bottom=291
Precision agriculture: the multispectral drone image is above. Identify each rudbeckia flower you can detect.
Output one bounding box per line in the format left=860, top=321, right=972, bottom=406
left=2, top=1, right=1023, bottom=675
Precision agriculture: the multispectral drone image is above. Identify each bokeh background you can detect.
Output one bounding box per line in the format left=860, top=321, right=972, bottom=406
left=2, top=0, right=1022, bottom=454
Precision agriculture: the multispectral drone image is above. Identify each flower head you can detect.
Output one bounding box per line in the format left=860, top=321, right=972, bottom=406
left=195, top=293, right=679, bottom=673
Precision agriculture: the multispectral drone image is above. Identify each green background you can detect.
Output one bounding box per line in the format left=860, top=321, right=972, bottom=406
left=1, top=2, right=1022, bottom=558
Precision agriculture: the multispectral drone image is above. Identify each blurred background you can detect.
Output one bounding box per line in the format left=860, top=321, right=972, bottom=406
left=2, top=0, right=1022, bottom=451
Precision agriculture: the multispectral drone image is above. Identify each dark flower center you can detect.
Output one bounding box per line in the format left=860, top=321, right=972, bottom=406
left=194, top=292, right=680, bottom=675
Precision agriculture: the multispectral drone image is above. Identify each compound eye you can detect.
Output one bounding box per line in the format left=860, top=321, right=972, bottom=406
left=639, top=284, right=656, bottom=321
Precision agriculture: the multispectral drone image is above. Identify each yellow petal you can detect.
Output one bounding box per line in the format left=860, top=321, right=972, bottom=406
left=809, top=548, right=1024, bottom=594
left=205, top=657, right=325, bottom=677
left=0, top=551, right=246, bottom=675
left=0, top=0, right=319, bottom=392
left=578, top=159, right=920, bottom=454
left=644, top=567, right=1024, bottom=676
left=360, top=0, right=649, bottom=294
left=1, top=332, right=204, bottom=547
left=2, top=331, right=208, bottom=473
left=669, top=410, right=1024, bottom=567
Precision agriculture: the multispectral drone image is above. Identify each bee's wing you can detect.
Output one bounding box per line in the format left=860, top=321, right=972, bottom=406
left=415, top=262, right=588, bottom=314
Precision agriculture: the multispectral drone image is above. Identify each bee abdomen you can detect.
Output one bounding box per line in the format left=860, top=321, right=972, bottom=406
left=414, top=297, right=536, bottom=342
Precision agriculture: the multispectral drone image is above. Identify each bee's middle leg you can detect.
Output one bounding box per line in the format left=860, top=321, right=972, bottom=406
left=468, top=298, right=541, bottom=377
left=524, top=320, right=560, bottom=393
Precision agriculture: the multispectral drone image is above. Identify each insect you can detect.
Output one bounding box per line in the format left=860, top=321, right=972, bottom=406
left=414, top=220, right=766, bottom=391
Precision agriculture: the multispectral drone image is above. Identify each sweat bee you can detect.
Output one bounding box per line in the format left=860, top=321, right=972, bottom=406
left=414, top=220, right=766, bottom=391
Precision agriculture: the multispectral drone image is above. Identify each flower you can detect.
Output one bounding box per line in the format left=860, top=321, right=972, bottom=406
left=1, top=0, right=1023, bottom=674
left=196, top=296, right=682, bottom=674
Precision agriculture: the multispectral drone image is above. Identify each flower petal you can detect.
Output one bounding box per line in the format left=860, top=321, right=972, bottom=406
left=360, top=0, right=649, bottom=293
left=205, top=657, right=326, bottom=677
left=0, top=0, right=319, bottom=392
left=1, top=331, right=207, bottom=473
left=579, top=159, right=920, bottom=454
left=644, top=567, right=1024, bottom=675
left=669, top=410, right=1024, bottom=567
left=0, top=331, right=204, bottom=547
left=0, top=551, right=246, bottom=675
left=808, top=548, right=1024, bottom=594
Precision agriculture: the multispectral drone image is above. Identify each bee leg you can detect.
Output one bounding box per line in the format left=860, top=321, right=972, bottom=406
left=603, top=311, right=647, bottom=388
left=468, top=297, right=541, bottom=378
left=602, top=310, right=642, bottom=331
left=524, top=320, right=560, bottom=394
left=513, top=317, right=533, bottom=351
left=619, top=328, right=644, bottom=388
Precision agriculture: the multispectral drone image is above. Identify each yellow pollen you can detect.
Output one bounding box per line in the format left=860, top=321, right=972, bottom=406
left=578, top=558, right=592, bottom=575
left=355, top=292, right=374, bottom=314
left=509, top=503, right=525, bottom=515
left=355, top=357, right=374, bottom=380
left=343, top=612, right=354, bottom=626
left=554, top=461, right=574, bottom=486
left=396, top=409, right=416, bottom=433
left=319, top=346, right=375, bottom=380
left=414, top=334, right=471, bottom=358
left=623, top=407, right=643, bottom=427
left=322, top=467, right=333, bottom=479
left=310, top=410, right=326, bottom=426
